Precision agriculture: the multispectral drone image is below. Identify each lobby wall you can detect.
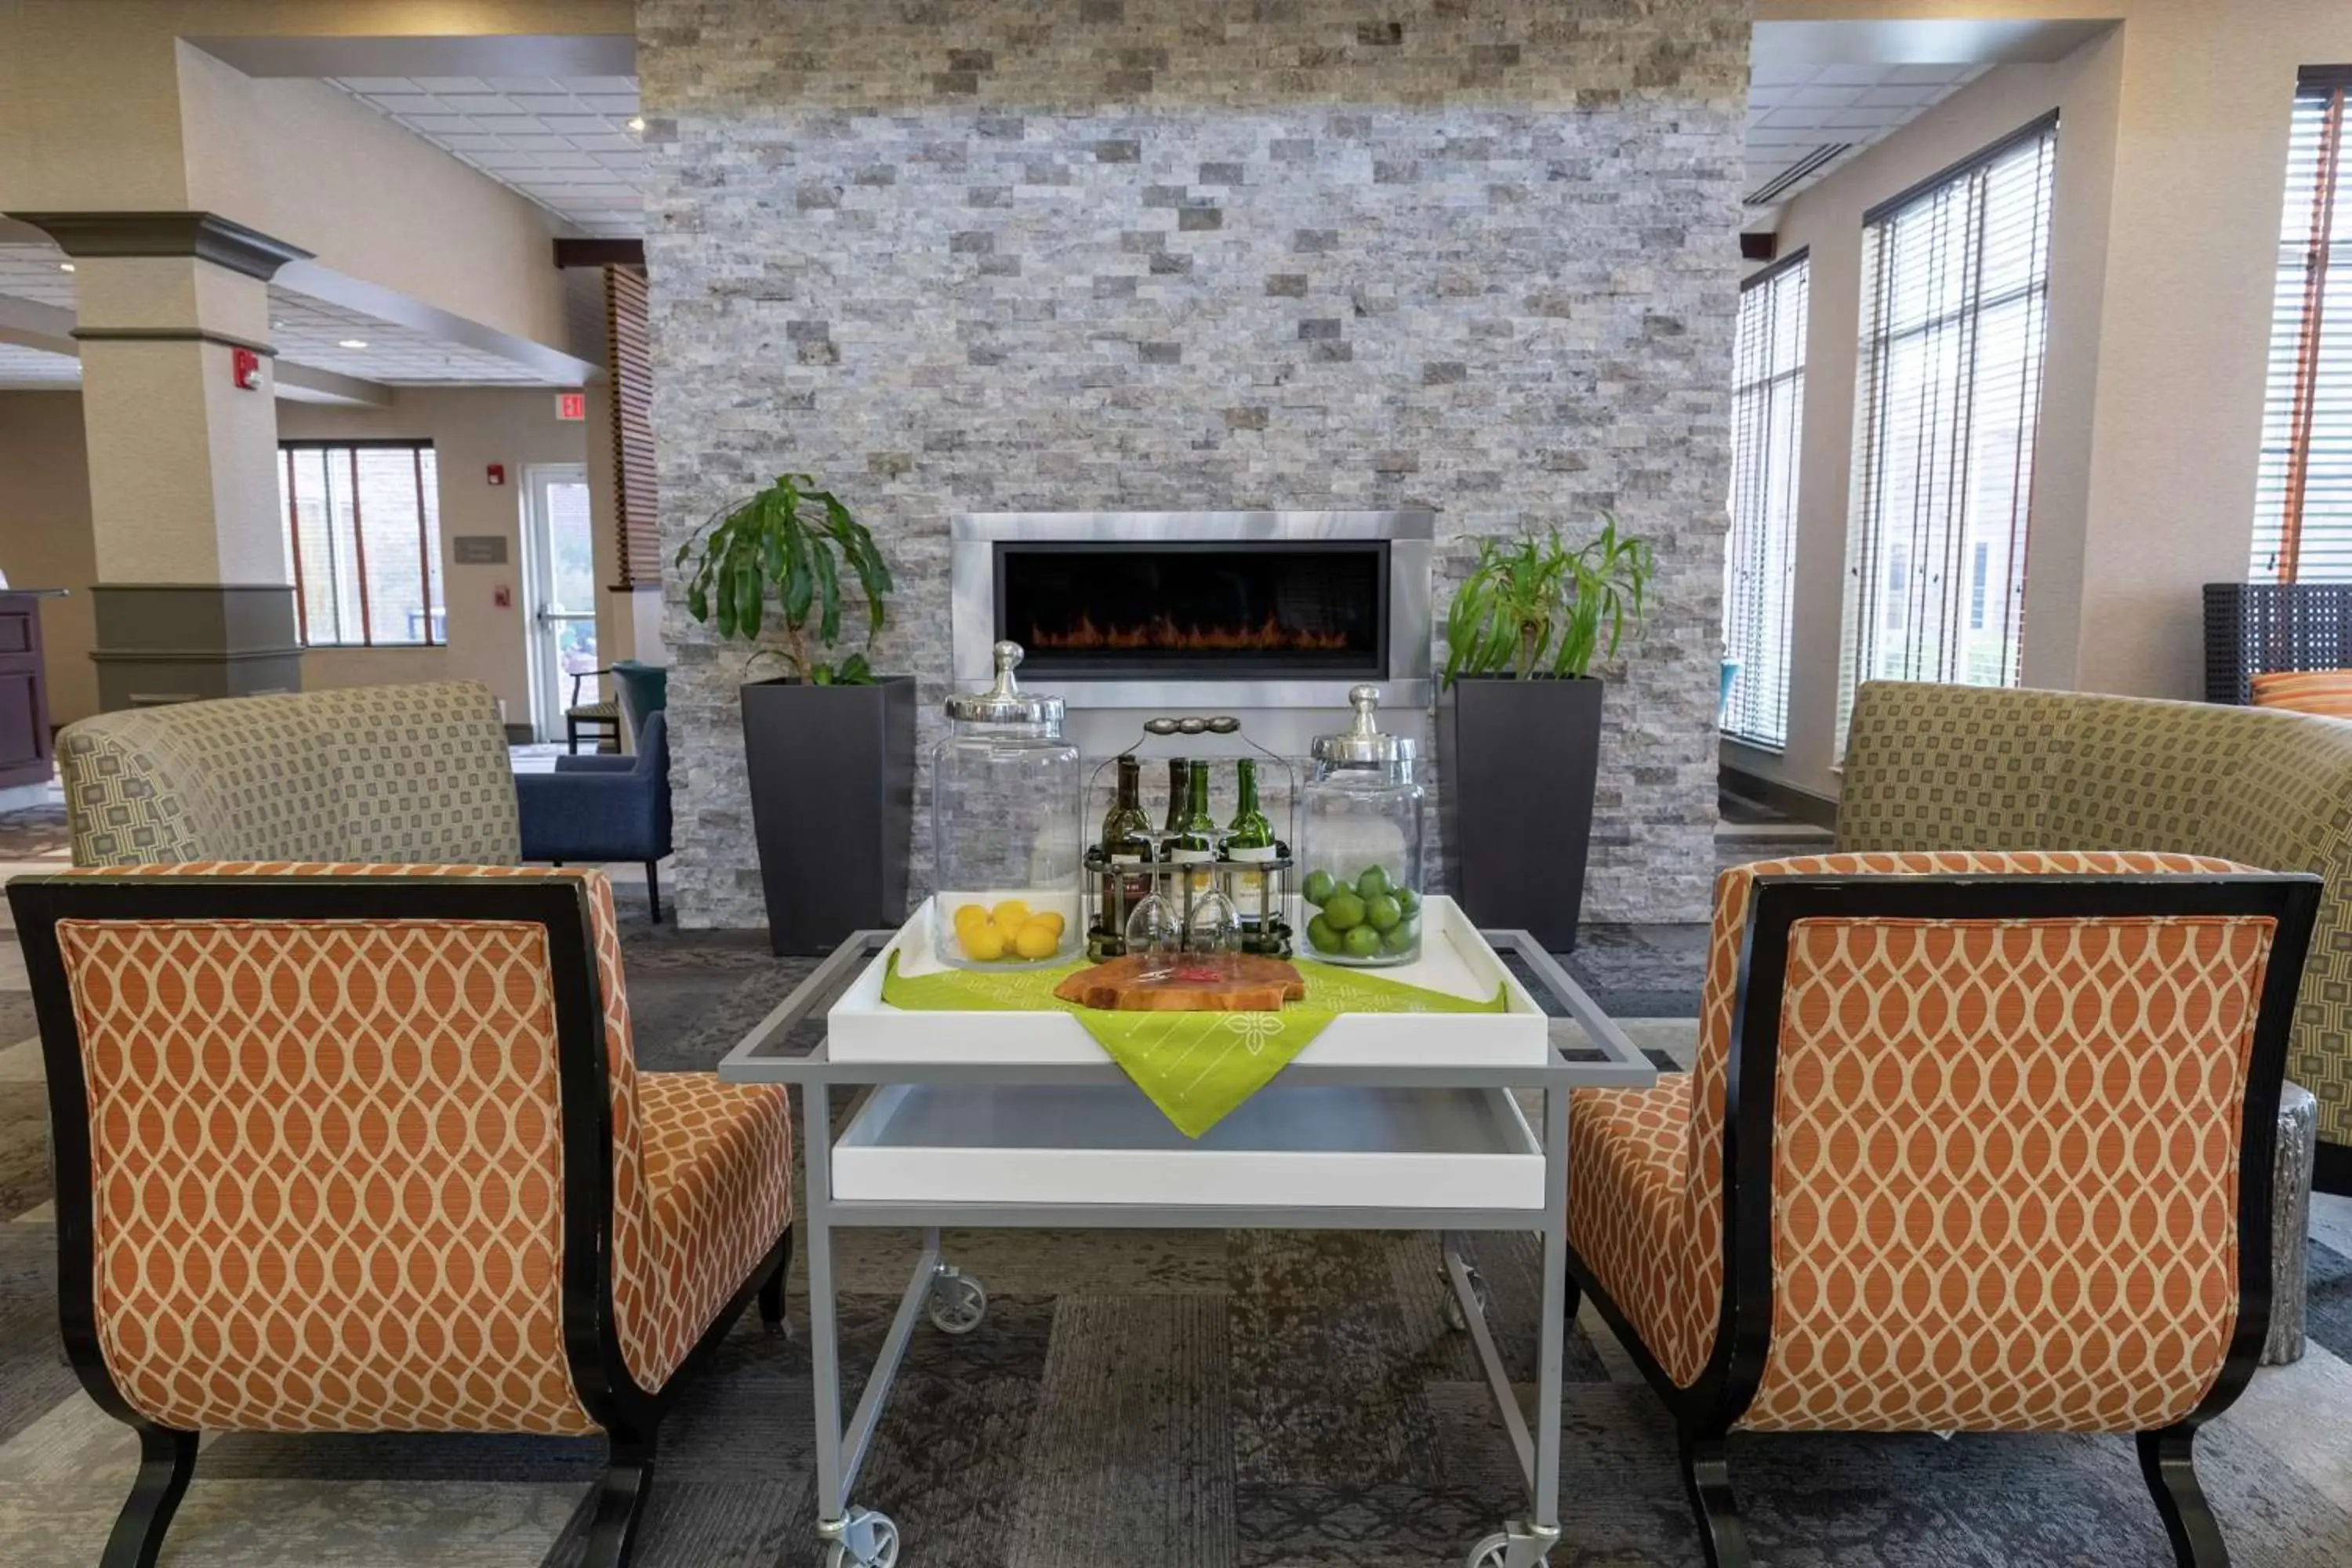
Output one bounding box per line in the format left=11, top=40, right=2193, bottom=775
left=1744, top=0, right=2352, bottom=802
left=639, top=0, right=1750, bottom=929
left=0, top=390, right=99, bottom=726
left=260, top=387, right=594, bottom=733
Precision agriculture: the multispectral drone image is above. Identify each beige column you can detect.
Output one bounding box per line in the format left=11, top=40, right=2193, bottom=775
left=15, top=212, right=310, bottom=707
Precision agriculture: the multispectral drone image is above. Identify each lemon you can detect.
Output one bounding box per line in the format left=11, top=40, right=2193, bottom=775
left=963, top=922, right=1008, bottom=962
left=954, top=902, right=989, bottom=930
left=1014, top=920, right=1059, bottom=960
left=991, top=898, right=1031, bottom=931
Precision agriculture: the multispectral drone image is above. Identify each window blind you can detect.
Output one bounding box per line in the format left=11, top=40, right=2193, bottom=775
left=279, top=440, right=445, bottom=648
left=1842, top=113, right=2058, bottom=727
left=1723, top=251, right=1809, bottom=750
left=2252, top=68, right=2352, bottom=583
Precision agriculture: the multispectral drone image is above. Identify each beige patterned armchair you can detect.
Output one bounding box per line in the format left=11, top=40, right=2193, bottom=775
left=56, top=681, right=520, bottom=866
left=1841, top=680, right=2352, bottom=1188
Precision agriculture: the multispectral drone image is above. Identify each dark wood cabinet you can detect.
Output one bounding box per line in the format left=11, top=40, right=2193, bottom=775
left=0, top=591, right=60, bottom=790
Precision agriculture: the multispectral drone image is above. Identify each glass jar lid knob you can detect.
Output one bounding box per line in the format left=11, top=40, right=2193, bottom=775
left=1312, top=683, right=1414, bottom=764
left=946, top=639, right=1066, bottom=725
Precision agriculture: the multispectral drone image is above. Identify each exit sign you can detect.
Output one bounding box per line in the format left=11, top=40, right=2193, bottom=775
left=556, top=391, right=586, bottom=421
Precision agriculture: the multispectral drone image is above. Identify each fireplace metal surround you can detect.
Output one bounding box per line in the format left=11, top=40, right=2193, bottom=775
left=952, top=510, right=1434, bottom=710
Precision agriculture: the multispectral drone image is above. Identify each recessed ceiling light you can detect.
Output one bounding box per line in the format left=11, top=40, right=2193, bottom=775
left=56, top=262, right=74, bottom=273
left=338, top=339, right=369, bottom=350
left=626, top=114, right=644, bottom=132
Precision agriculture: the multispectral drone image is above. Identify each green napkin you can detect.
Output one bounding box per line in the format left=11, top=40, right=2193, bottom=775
left=878, top=951, right=1507, bottom=1138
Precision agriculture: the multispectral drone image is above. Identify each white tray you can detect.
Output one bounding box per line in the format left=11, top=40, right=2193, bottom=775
left=832, top=1081, right=1544, bottom=1209
left=827, top=894, right=1550, bottom=1067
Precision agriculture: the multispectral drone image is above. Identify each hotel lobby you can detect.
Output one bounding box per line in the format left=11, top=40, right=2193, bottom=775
left=5, top=2, right=2352, bottom=1566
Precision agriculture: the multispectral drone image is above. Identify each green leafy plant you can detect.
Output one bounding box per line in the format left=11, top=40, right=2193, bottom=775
left=676, top=474, right=894, bottom=684
left=1441, top=516, right=1654, bottom=688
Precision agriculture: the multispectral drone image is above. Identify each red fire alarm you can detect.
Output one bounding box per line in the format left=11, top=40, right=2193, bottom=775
left=487, top=463, right=506, bottom=487
left=230, top=347, right=262, bottom=390
left=494, top=584, right=513, bottom=609
left=556, top=391, right=586, bottom=421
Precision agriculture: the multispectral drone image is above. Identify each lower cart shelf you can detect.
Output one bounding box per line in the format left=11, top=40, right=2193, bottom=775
left=833, top=1082, right=1544, bottom=1210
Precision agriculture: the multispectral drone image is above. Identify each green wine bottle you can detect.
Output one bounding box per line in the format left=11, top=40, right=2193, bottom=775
left=1223, top=758, right=1277, bottom=938
left=1169, top=758, right=1218, bottom=893
left=1161, top=757, right=1190, bottom=844
left=1098, top=753, right=1155, bottom=949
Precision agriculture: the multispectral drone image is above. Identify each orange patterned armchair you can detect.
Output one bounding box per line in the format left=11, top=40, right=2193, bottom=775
left=10, top=863, right=796, bottom=1568
left=1566, top=852, right=2319, bottom=1568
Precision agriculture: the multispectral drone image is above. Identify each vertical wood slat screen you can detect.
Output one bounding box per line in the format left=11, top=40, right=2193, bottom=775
left=1723, top=252, right=1809, bottom=750
left=2252, top=68, right=2352, bottom=583
left=1842, top=113, right=2059, bottom=732
left=604, top=263, right=662, bottom=589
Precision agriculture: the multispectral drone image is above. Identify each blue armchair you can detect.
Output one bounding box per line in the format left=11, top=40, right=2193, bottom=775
left=514, top=711, right=675, bottom=921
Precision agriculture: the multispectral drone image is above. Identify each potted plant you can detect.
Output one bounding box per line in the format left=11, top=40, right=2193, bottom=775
left=677, top=474, right=913, bottom=954
left=1436, top=517, right=1653, bottom=950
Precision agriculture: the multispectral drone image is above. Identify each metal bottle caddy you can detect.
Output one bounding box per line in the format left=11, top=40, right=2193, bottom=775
left=1081, top=714, right=1300, bottom=960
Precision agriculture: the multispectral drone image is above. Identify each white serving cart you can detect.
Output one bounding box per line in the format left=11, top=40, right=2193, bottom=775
left=717, top=896, right=1656, bottom=1568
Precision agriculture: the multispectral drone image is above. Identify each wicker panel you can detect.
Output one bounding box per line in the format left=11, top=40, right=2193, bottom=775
left=2204, top=582, right=2352, bottom=706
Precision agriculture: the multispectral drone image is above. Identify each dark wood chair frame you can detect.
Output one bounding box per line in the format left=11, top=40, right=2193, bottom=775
left=568, top=667, right=622, bottom=755
left=9, top=872, right=796, bottom=1568
left=1563, top=871, right=2322, bottom=1568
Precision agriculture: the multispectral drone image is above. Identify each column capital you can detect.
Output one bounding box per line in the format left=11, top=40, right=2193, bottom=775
left=5, top=211, right=313, bottom=281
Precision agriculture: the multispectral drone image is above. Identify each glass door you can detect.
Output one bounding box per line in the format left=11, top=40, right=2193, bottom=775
left=523, top=464, right=599, bottom=743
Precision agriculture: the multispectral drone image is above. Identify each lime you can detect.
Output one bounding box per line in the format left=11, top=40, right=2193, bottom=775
left=1341, top=924, right=1381, bottom=958
left=1396, top=886, right=1420, bottom=918
left=1306, top=913, right=1344, bottom=953
left=1364, top=893, right=1401, bottom=931
left=1356, top=865, right=1390, bottom=901
left=1323, top=889, right=1367, bottom=931
left=1302, top=869, right=1337, bottom=907
left=1381, top=917, right=1420, bottom=955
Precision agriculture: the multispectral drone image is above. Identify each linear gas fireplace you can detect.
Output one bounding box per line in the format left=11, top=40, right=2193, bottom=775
left=952, top=511, right=1433, bottom=710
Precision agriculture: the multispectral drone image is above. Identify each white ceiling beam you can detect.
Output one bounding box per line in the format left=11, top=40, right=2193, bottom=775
left=274, top=260, right=597, bottom=387
left=1753, top=20, right=2117, bottom=68
left=274, top=361, right=394, bottom=407
left=185, top=34, right=633, bottom=80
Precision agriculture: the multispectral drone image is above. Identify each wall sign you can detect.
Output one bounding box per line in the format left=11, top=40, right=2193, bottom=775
left=556, top=391, right=586, bottom=421
left=452, top=535, right=510, bottom=565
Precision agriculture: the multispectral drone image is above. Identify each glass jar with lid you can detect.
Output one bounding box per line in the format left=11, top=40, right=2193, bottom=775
left=931, top=641, right=1083, bottom=968
left=1298, top=684, right=1424, bottom=966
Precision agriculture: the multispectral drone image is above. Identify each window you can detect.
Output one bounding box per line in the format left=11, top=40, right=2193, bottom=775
left=1843, top=113, right=2057, bottom=721
left=1722, top=251, right=1808, bottom=750
left=2252, top=68, right=2352, bottom=582
left=279, top=441, right=445, bottom=647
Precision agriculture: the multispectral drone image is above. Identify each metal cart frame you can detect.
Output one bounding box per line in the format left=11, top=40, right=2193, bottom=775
left=718, top=927, right=1656, bottom=1568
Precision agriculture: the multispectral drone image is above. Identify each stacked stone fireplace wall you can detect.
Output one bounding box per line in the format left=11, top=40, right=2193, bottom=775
left=639, top=0, right=1748, bottom=928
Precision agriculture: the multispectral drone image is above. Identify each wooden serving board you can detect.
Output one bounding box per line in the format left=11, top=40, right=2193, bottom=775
left=1054, top=953, right=1307, bottom=1012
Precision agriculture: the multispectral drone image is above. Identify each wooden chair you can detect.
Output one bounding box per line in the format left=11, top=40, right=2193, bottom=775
left=11, top=862, right=796, bottom=1568
left=1565, top=851, right=2320, bottom=1568
left=567, top=668, right=622, bottom=754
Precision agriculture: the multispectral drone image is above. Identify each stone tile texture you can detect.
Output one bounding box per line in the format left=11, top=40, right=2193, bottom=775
left=640, top=0, right=1749, bottom=927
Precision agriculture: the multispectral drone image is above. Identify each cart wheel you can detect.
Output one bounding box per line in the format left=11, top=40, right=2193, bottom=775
left=1442, top=1268, right=1491, bottom=1333
left=1465, top=1531, right=1546, bottom=1568
left=927, top=1267, right=987, bottom=1335
left=823, top=1508, right=899, bottom=1568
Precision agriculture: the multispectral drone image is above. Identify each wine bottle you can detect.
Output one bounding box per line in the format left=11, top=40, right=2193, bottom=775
left=1169, top=758, right=1218, bottom=892
left=1098, top=753, right=1155, bottom=946
left=1223, top=757, right=1277, bottom=938
left=1161, top=757, right=1189, bottom=844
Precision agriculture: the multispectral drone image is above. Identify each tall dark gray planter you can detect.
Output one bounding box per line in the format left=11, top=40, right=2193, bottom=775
left=1437, top=675, right=1604, bottom=952
left=742, top=675, right=917, bottom=956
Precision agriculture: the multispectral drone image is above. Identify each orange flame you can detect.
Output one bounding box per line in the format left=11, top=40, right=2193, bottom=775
left=1029, top=612, right=1351, bottom=654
